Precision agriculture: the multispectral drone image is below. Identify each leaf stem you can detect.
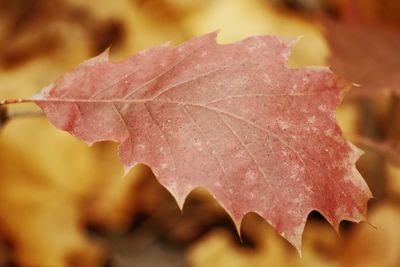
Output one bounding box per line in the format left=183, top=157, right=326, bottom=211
left=0, top=99, right=31, bottom=105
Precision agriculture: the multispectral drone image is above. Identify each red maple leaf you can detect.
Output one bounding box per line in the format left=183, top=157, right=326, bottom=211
left=32, top=32, right=372, bottom=251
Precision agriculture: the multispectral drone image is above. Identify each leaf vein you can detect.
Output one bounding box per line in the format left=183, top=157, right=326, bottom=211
left=123, top=44, right=209, bottom=99
left=217, top=112, right=268, bottom=180
left=181, top=105, right=229, bottom=180
left=112, top=103, right=133, bottom=163
left=143, top=102, right=177, bottom=175
left=152, top=64, right=234, bottom=99
left=196, top=104, right=308, bottom=171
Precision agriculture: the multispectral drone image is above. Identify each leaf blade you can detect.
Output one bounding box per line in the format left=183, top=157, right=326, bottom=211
left=33, top=32, right=372, bottom=251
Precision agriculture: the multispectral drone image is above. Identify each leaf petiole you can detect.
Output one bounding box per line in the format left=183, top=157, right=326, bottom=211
left=0, top=99, right=30, bottom=105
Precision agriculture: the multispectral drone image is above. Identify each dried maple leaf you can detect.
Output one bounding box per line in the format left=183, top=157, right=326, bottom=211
left=322, top=3, right=400, bottom=98
left=30, top=32, right=371, bottom=251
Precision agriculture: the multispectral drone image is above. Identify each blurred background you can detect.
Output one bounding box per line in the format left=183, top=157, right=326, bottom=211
left=0, top=0, right=399, bottom=266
